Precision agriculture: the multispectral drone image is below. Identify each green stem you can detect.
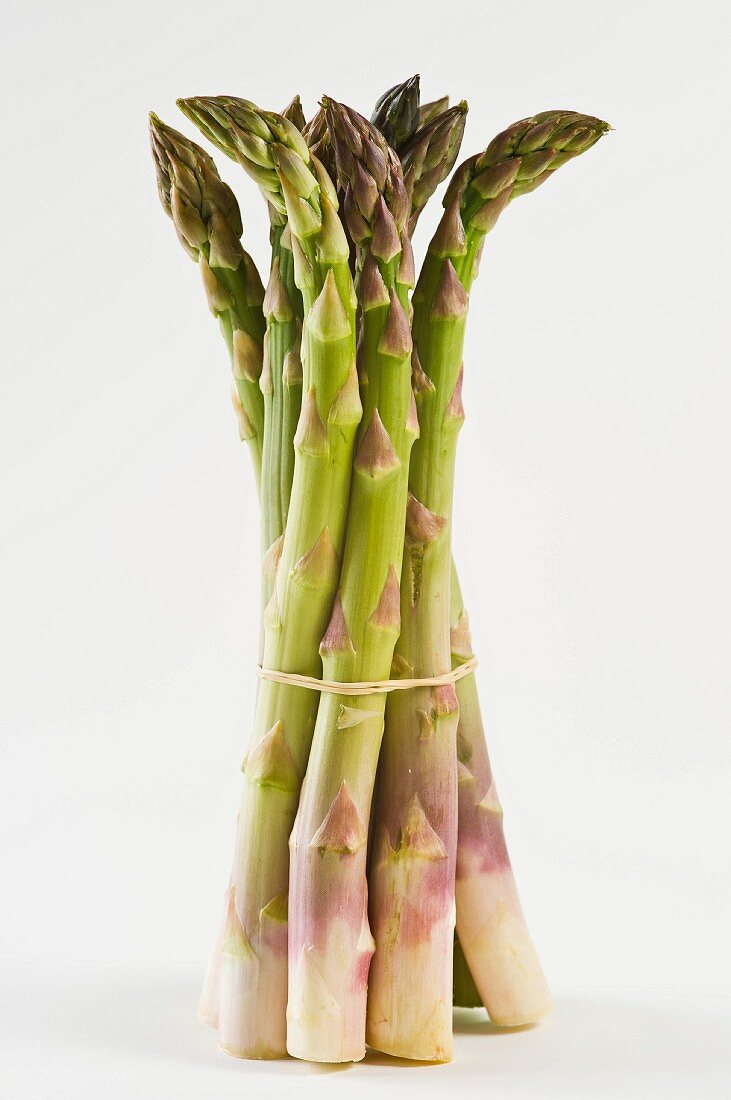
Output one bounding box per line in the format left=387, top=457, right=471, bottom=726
left=178, top=100, right=361, bottom=1057
left=366, top=241, right=469, bottom=1063
left=260, top=225, right=303, bottom=582
left=286, top=104, right=416, bottom=1061
left=453, top=932, right=482, bottom=1008
left=369, top=108, right=609, bottom=1057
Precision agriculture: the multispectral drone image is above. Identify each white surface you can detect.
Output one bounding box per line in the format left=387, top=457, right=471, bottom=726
left=1, top=0, right=730, bottom=1095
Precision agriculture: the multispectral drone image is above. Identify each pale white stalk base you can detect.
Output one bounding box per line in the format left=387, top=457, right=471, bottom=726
left=456, top=861, right=553, bottom=1026
left=197, top=886, right=231, bottom=1029
left=366, top=902, right=455, bottom=1062
left=199, top=884, right=289, bottom=1059
left=197, top=937, right=222, bottom=1030
left=217, top=947, right=288, bottom=1059
left=286, top=918, right=371, bottom=1063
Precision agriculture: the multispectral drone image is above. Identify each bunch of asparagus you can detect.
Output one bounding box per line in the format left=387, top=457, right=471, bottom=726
left=150, top=77, right=609, bottom=1064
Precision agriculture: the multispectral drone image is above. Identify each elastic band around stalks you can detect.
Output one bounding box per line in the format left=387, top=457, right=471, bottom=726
left=255, top=656, right=479, bottom=696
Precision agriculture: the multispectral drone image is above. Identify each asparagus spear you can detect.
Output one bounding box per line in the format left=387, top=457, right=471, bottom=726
left=305, top=83, right=465, bottom=289
left=368, top=78, right=467, bottom=235
left=401, top=103, right=468, bottom=233
left=175, top=97, right=307, bottom=561
left=260, top=228, right=302, bottom=567
left=367, top=111, right=610, bottom=1060
left=291, top=83, right=474, bottom=1038
left=367, top=80, right=546, bottom=1015
left=444, top=111, right=610, bottom=1023
left=187, top=96, right=306, bottom=1030
left=286, top=100, right=416, bottom=1064
left=370, top=74, right=421, bottom=149
left=150, top=110, right=289, bottom=1029
left=260, top=93, right=306, bottom=566
left=179, top=94, right=360, bottom=1059
left=449, top=562, right=553, bottom=1022
left=149, top=115, right=266, bottom=477
left=372, top=89, right=608, bottom=1015
left=369, top=80, right=487, bottom=1011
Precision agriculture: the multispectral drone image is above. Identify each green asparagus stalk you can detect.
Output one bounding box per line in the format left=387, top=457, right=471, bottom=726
left=287, top=100, right=416, bottom=1064
left=180, top=94, right=360, bottom=1059
left=259, top=94, right=306, bottom=568
left=368, top=81, right=543, bottom=1015
left=149, top=114, right=266, bottom=478
left=449, top=561, right=552, bottom=1022
left=367, top=111, right=610, bottom=1060
left=150, top=109, right=293, bottom=1031
left=446, top=113, right=609, bottom=1024
left=275, top=95, right=306, bottom=541
left=190, top=97, right=306, bottom=1031
left=260, top=226, right=302, bottom=569
left=262, top=99, right=306, bottom=651
left=369, top=79, right=487, bottom=1013
left=175, top=96, right=306, bottom=564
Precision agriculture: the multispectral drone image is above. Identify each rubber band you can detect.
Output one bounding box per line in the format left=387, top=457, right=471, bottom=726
left=255, top=656, right=478, bottom=696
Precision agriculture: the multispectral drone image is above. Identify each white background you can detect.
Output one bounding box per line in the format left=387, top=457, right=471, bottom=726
left=1, top=0, right=729, bottom=1096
